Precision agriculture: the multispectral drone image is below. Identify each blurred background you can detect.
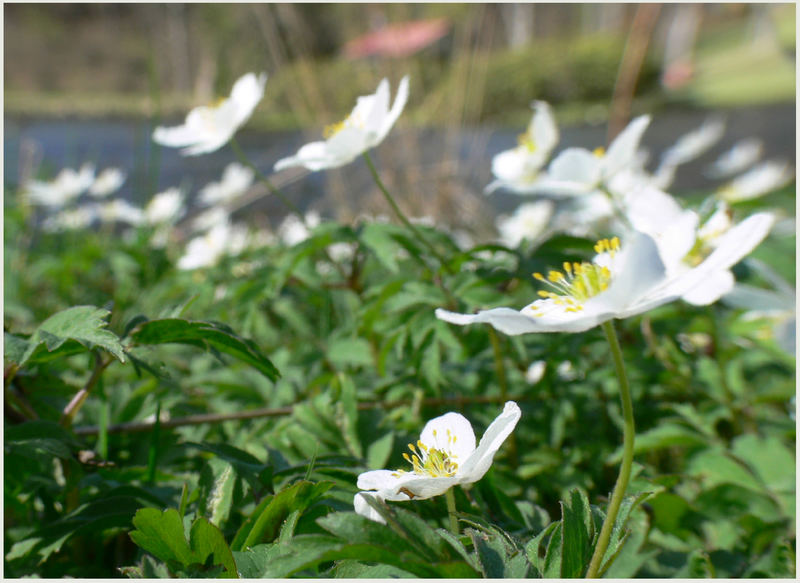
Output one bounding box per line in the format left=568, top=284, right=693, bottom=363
left=4, top=2, right=796, bottom=235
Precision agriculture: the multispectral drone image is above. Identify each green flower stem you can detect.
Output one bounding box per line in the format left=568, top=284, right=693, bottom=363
left=445, top=488, right=459, bottom=535
left=586, top=321, right=636, bottom=578
left=362, top=152, right=451, bottom=271
left=229, top=137, right=304, bottom=219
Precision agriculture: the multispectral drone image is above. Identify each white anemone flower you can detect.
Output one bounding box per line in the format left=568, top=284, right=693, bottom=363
left=25, top=163, right=95, bottom=208
left=655, top=116, right=725, bottom=173
left=42, top=205, right=98, bottom=232
left=97, top=199, right=145, bottom=226
left=274, top=76, right=410, bottom=172
left=88, top=167, right=127, bottom=198
left=526, top=116, right=651, bottom=198
left=277, top=210, right=321, bottom=246
left=145, top=187, right=185, bottom=225
left=485, top=101, right=559, bottom=194
left=624, top=185, right=775, bottom=305
left=496, top=200, right=555, bottom=247
left=705, top=138, right=763, bottom=179
left=153, top=72, right=267, bottom=156
left=354, top=402, right=521, bottom=524
left=436, top=215, right=773, bottom=335
left=198, top=162, right=255, bottom=206
left=177, top=222, right=233, bottom=270
left=716, top=160, right=794, bottom=203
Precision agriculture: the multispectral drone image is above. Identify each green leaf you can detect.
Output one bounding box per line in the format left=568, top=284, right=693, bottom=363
left=327, top=337, right=374, bottom=367
left=361, top=222, right=401, bottom=273
left=366, top=432, right=394, bottom=469
left=129, top=508, right=238, bottom=578
left=130, top=318, right=279, bottom=381
left=230, top=481, right=333, bottom=552
left=129, top=508, right=194, bottom=567
left=188, top=517, right=238, bottom=578
left=7, top=306, right=125, bottom=366
left=560, top=488, right=593, bottom=577
left=542, top=521, right=563, bottom=578
left=525, top=521, right=559, bottom=577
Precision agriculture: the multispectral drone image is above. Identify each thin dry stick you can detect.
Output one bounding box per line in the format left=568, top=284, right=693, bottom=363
left=60, top=354, right=113, bottom=428
left=73, top=394, right=525, bottom=436
left=607, top=3, right=663, bottom=142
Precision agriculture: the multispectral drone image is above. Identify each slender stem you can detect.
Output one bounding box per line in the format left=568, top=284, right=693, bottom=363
left=229, top=138, right=304, bottom=219
left=445, top=488, right=459, bottom=535
left=586, top=321, right=636, bottom=578
left=60, top=354, right=112, bottom=428
left=362, top=152, right=450, bottom=270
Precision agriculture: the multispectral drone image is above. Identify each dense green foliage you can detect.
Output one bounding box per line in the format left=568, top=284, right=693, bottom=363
left=4, top=175, right=795, bottom=577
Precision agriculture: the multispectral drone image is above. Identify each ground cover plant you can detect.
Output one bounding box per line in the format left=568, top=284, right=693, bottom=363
left=4, top=63, right=796, bottom=579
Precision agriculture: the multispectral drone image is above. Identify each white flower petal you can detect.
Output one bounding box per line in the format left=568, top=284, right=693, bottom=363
left=354, top=492, right=388, bottom=524
left=357, top=469, right=402, bottom=491
left=530, top=100, right=559, bottom=154
left=682, top=269, right=735, bottom=306
left=419, top=412, right=476, bottom=464
left=458, top=402, right=521, bottom=481
left=603, top=115, right=651, bottom=178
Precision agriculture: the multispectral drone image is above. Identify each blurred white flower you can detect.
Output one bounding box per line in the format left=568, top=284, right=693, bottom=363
left=716, top=160, right=794, bottom=203
left=145, top=187, right=185, bottom=225
left=88, top=167, right=127, bottom=198
left=177, top=222, right=233, bottom=270
left=496, top=200, right=555, bottom=247
left=525, top=360, right=547, bottom=384
left=556, top=360, right=578, bottom=381
left=705, top=138, right=763, bottom=179
left=654, top=117, right=726, bottom=184
left=354, top=402, right=521, bottom=523
left=277, top=211, right=321, bottom=246
left=550, top=192, right=616, bottom=238
left=25, top=163, right=95, bottom=208
left=153, top=72, right=267, bottom=156
left=191, top=207, right=229, bottom=233
left=274, top=76, right=409, bottom=172
left=526, top=116, right=651, bottom=198
left=42, top=205, right=98, bottom=232
left=486, top=101, right=559, bottom=194
left=97, top=199, right=145, bottom=226
left=437, top=217, right=773, bottom=335
left=625, top=187, right=774, bottom=305
left=198, top=162, right=255, bottom=206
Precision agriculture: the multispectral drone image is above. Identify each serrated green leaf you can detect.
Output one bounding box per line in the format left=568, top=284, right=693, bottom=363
left=188, top=517, right=238, bottom=578
left=130, top=318, right=279, bottom=381
left=129, top=508, right=194, bottom=567
left=10, top=306, right=125, bottom=365
left=542, top=521, right=562, bottom=578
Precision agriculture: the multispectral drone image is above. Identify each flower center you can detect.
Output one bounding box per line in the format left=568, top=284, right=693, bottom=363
left=394, top=429, right=459, bottom=478
left=530, top=237, right=620, bottom=314
left=593, top=146, right=606, bottom=158
left=323, top=120, right=346, bottom=139
left=517, top=132, right=538, bottom=153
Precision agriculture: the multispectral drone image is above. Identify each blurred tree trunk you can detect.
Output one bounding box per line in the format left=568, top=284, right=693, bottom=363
left=499, top=4, right=534, bottom=48
left=164, top=4, right=192, bottom=94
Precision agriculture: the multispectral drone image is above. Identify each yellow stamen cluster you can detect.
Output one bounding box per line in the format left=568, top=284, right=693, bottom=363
left=323, top=120, right=346, bottom=139
left=517, top=132, right=538, bottom=153
left=394, top=428, right=459, bottom=478
left=593, top=146, right=606, bottom=158
left=529, top=237, right=620, bottom=315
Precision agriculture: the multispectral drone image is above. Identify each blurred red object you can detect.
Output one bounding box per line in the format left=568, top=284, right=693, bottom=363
left=343, top=18, right=450, bottom=58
